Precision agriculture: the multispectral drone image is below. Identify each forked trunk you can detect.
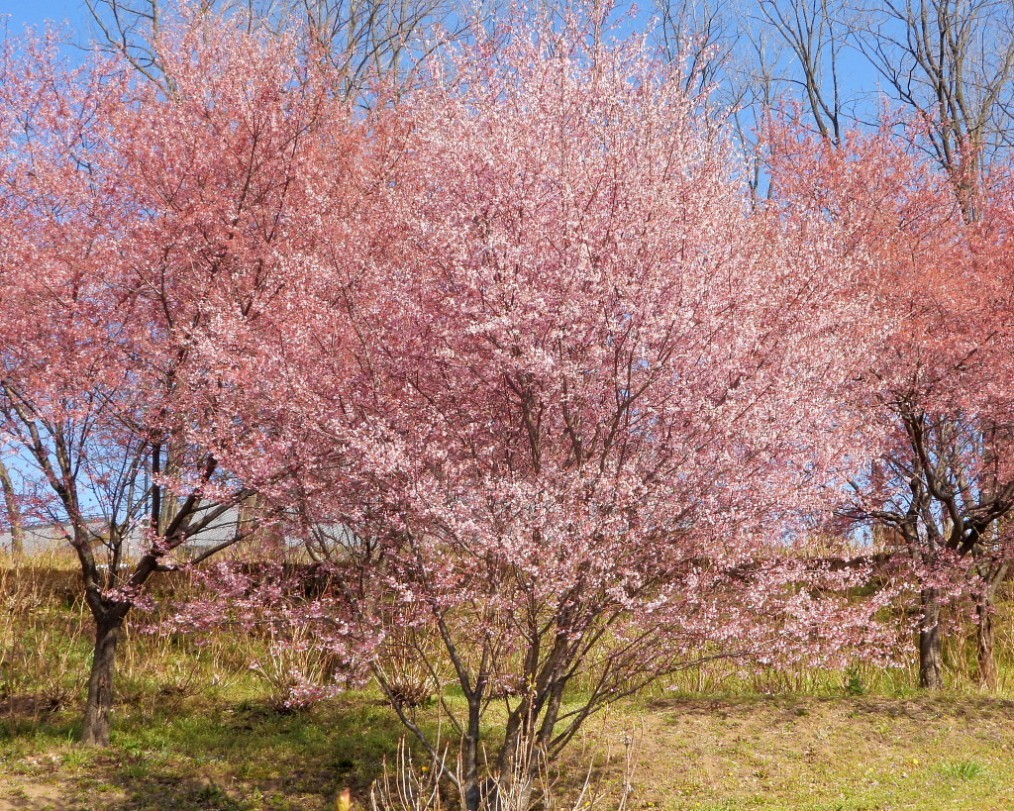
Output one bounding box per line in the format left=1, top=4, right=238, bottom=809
left=81, top=611, right=125, bottom=746
left=918, top=588, right=944, bottom=689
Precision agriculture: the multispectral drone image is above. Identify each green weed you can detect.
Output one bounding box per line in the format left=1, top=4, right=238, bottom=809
left=940, top=759, right=985, bottom=781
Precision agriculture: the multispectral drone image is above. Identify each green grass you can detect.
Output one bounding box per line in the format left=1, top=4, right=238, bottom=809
left=939, top=760, right=986, bottom=781
left=2, top=689, right=409, bottom=810
left=612, top=693, right=1014, bottom=810
left=7, top=686, right=1014, bottom=810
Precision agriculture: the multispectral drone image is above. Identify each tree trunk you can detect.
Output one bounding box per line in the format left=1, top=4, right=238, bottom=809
left=0, top=459, right=24, bottom=557
left=81, top=611, right=125, bottom=746
left=918, top=588, right=944, bottom=689
left=974, top=559, right=1007, bottom=691
left=976, top=594, right=997, bottom=691
left=460, top=693, right=483, bottom=811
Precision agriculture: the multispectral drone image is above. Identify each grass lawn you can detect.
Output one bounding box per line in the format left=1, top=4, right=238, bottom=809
left=4, top=689, right=1014, bottom=811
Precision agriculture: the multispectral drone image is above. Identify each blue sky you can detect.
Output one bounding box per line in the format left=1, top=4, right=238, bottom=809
left=3, top=1, right=93, bottom=34
left=3, top=0, right=99, bottom=62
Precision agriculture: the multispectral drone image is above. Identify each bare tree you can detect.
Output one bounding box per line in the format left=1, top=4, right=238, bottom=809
left=753, top=0, right=856, bottom=144
left=853, top=0, right=1014, bottom=208
left=652, top=0, right=744, bottom=95
left=85, top=0, right=460, bottom=97
left=650, top=1, right=783, bottom=197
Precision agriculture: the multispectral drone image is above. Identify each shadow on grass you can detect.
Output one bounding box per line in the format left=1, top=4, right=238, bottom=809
left=1, top=694, right=412, bottom=811
left=647, top=692, right=1014, bottom=727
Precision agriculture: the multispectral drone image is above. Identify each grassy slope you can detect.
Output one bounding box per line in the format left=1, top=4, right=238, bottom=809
left=4, top=689, right=1014, bottom=811
left=616, top=695, right=1014, bottom=810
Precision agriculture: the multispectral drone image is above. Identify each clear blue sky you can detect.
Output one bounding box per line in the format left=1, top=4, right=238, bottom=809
left=2, top=0, right=94, bottom=49
left=3, top=1, right=92, bottom=33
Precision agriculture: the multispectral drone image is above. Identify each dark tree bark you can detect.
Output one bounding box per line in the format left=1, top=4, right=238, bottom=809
left=918, top=587, right=944, bottom=689
left=976, top=594, right=998, bottom=690
left=974, top=559, right=1008, bottom=690
left=81, top=607, right=127, bottom=746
